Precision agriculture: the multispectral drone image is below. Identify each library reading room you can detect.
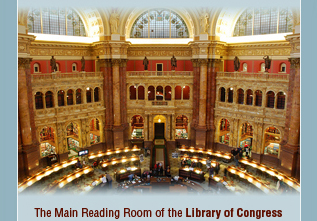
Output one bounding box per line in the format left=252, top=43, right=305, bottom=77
left=18, top=6, right=300, bottom=195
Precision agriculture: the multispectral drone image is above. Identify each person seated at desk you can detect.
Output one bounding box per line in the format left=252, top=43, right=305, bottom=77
left=159, top=166, right=163, bottom=176
left=187, top=158, right=191, bottom=166
left=76, top=159, right=82, bottom=169
left=165, top=166, right=171, bottom=177
left=191, top=161, right=197, bottom=168
left=93, top=160, right=99, bottom=168
left=128, top=173, right=135, bottom=181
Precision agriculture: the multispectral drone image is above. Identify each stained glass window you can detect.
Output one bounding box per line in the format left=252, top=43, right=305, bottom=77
left=130, top=9, right=189, bottom=38
left=27, top=8, right=86, bottom=36
left=233, top=8, right=293, bottom=36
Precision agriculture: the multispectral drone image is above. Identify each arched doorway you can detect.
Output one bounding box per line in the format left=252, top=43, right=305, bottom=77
left=219, top=119, right=230, bottom=145
left=239, top=122, right=253, bottom=148
left=153, top=115, right=166, bottom=139
left=89, top=118, right=101, bottom=145
left=130, top=115, right=144, bottom=139
left=175, top=115, right=188, bottom=139
left=263, top=127, right=281, bottom=157
left=66, top=122, right=80, bottom=157
left=39, top=126, right=56, bottom=157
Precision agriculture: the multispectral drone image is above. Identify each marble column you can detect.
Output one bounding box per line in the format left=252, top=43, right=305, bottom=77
left=18, top=58, right=40, bottom=176
left=112, top=59, right=124, bottom=149
left=195, top=59, right=208, bottom=149
left=280, top=58, right=300, bottom=177
left=100, top=59, right=113, bottom=150
left=190, top=59, right=199, bottom=147
left=120, top=59, right=129, bottom=147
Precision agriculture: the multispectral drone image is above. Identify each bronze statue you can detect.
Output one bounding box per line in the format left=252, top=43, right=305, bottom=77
left=233, top=56, right=240, bottom=71
left=81, top=56, right=85, bottom=72
left=50, top=56, right=57, bottom=72
left=263, top=55, right=271, bottom=72
left=171, top=55, right=177, bottom=70
left=143, top=56, right=149, bottom=70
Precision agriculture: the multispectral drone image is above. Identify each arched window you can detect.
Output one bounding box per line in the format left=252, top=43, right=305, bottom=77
left=39, top=126, right=56, bottom=157
left=148, top=86, right=155, bottom=100
left=175, top=115, right=188, bottom=139
left=76, top=89, right=82, bottom=104
left=277, top=92, right=286, bottom=109
left=261, top=63, right=265, bottom=72
left=130, top=9, right=189, bottom=38
left=255, top=90, right=262, bottom=106
left=246, top=89, right=253, bottom=105
left=280, top=63, right=287, bottom=72
left=27, top=8, right=86, bottom=36
left=138, top=86, right=145, bottom=100
left=156, top=86, right=164, bottom=100
left=131, top=115, right=144, bottom=139
left=183, top=86, right=190, bottom=100
left=240, top=122, right=253, bottom=148
left=67, top=90, right=73, bottom=105
left=45, top=91, right=54, bottom=108
left=264, top=127, right=281, bottom=157
left=34, top=63, right=40, bottom=73
left=237, top=88, right=244, bottom=104
left=94, top=87, right=100, bottom=102
left=175, top=86, right=182, bottom=100
left=58, top=90, right=65, bottom=106
left=86, top=87, right=92, bottom=103
left=266, top=91, right=275, bottom=108
left=219, top=118, right=230, bottom=145
left=89, top=118, right=101, bottom=144
left=72, top=63, right=77, bottom=72
left=220, top=87, right=226, bottom=102
left=228, top=88, right=234, bottom=103
left=165, top=86, right=172, bottom=100
left=66, top=122, right=80, bottom=154
left=242, top=63, right=248, bottom=72
left=130, top=85, right=137, bottom=100
left=233, top=8, right=293, bottom=36
left=35, top=92, right=44, bottom=109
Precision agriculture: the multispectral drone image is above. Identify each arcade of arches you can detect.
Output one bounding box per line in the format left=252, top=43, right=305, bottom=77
left=18, top=6, right=300, bottom=186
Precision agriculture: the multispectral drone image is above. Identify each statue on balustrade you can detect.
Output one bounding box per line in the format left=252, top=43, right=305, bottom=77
left=263, top=55, right=272, bottom=72
left=143, top=56, right=149, bottom=70
left=234, top=56, right=240, bottom=71
left=81, top=56, right=85, bottom=72
left=171, top=55, right=177, bottom=70
left=50, top=56, right=57, bottom=72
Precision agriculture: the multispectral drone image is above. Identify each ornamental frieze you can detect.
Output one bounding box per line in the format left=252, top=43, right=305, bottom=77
left=128, top=46, right=192, bottom=57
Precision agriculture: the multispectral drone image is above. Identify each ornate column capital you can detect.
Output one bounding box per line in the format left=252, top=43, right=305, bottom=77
left=99, top=59, right=112, bottom=68
left=191, top=59, right=199, bottom=68
left=120, top=59, right=128, bottom=68
left=198, top=59, right=208, bottom=66
left=18, top=58, right=32, bottom=69
left=209, top=58, right=222, bottom=68
left=288, top=58, right=300, bottom=69
left=111, top=59, right=121, bottom=66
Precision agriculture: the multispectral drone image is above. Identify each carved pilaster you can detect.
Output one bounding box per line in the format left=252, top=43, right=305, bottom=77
left=18, top=58, right=32, bottom=69
left=288, top=58, right=300, bottom=69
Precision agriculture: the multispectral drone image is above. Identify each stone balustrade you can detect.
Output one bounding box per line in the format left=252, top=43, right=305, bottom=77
left=127, top=71, right=193, bottom=77
left=217, top=72, right=289, bottom=82
left=31, top=72, right=103, bottom=82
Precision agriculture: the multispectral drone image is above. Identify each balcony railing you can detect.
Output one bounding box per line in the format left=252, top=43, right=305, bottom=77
left=127, top=71, right=193, bottom=77
left=31, top=72, right=103, bottom=82
left=217, top=72, right=289, bottom=82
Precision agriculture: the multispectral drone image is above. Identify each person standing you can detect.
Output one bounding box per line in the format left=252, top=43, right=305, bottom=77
left=105, top=173, right=113, bottom=189
left=214, top=162, right=220, bottom=175
left=209, top=166, right=214, bottom=178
